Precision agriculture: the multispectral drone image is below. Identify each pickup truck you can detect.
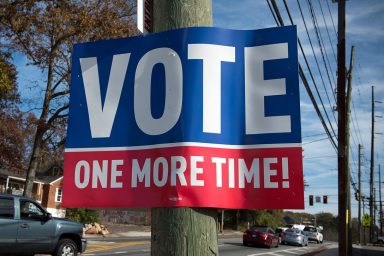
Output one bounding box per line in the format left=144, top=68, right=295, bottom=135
left=0, top=193, right=86, bottom=256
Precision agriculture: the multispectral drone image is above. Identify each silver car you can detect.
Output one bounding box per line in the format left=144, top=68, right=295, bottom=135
left=303, top=226, right=324, bottom=244
left=281, top=228, right=308, bottom=246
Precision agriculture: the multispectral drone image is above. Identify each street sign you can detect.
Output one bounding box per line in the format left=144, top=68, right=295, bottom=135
left=63, top=26, right=303, bottom=209
left=362, top=214, right=371, bottom=227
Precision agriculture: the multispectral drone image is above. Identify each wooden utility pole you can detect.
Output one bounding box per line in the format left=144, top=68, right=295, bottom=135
left=358, top=144, right=362, bottom=244
left=370, top=85, right=375, bottom=242
left=150, top=1, right=218, bottom=256
left=380, top=164, right=383, bottom=236
left=345, top=45, right=354, bottom=254
left=374, top=187, right=377, bottom=236
left=337, top=0, right=347, bottom=255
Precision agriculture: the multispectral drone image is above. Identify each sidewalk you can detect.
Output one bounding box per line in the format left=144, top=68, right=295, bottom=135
left=304, top=243, right=384, bottom=256
left=84, top=224, right=244, bottom=238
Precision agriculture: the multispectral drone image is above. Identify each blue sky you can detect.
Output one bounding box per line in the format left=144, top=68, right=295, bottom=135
left=212, top=0, right=384, bottom=218
left=14, top=1, right=384, bottom=218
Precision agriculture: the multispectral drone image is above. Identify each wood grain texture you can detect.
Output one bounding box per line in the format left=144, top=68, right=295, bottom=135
left=153, top=0, right=212, bottom=32
left=152, top=208, right=218, bottom=255
left=151, top=1, right=217, bottom=255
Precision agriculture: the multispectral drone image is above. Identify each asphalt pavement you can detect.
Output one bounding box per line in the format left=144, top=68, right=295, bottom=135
left=86, top=224, right=384, bottom=256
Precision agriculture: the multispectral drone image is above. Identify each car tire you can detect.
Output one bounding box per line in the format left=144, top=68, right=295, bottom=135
left=317, top=240, right=320, bottom=244
left=243, top=240, right=248, bottom=246
left=53, top=238, right=78, bottom=256
left=268, top=239, right=272, bottom=249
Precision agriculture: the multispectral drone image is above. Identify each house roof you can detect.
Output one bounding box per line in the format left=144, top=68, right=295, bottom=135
left=35, top=175, right=63, bottom=185
left=0, top=169, right=62, bottom=185
left=0, top=169, right=25, bottom=179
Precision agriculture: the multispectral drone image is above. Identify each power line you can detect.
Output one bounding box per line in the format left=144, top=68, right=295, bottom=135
left=306, top=0, right=338, bottom=107
left=325, top=0, right=338, bottom=37
left=302, top=132, right=327, bottom=138
left=276, top=0, right=337, bottom=150
left=317, top=0, right=337, bottom=62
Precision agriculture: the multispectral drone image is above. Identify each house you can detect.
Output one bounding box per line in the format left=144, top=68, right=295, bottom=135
left=0, top=168, right=65, bottom=217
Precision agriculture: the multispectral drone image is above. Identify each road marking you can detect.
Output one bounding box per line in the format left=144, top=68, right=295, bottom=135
left=248, top=246, right=312, bottom=256
left=283, top=250, right=302, bottom=254
left=84, top=241, right=149, bottom=254
left=88, top=241, right=115, bottom=244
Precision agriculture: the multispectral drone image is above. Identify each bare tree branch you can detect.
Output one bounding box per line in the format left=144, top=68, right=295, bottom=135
left=46, top=104, right=69, bottom=126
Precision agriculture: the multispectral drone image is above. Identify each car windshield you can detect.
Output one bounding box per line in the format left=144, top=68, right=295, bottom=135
left=286, top=229, right=301, bottom=233
left=304, top=227, right=317, bottom=232
left=250, top=226, right=268, bottom=232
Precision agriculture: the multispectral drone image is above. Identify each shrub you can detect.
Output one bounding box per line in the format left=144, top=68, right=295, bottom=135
left=66, top=208, right=100, bottom=224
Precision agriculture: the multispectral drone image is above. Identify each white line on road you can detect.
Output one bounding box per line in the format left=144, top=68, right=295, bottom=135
left=248, top=247, right=311, bottom=256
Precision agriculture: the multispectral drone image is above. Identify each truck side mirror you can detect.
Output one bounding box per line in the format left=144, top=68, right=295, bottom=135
left=45, top=212, right=52, bottom=221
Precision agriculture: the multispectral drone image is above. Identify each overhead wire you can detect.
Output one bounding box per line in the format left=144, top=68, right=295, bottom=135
left=317, top=0, right=337, bottom=62
left=296, top=2, right=332, bottom=101
left=306, top=0, right=338, bottom=106
left=276, top=0, right=337, bottom=150
left=326, top=0, right=338, bottom=37
left=296, top=0, right=337, bottom=127
left=269, top=0, right=369, bottom=195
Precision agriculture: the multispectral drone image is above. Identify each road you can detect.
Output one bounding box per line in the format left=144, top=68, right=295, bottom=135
left=83, top=236, right=330, bottom=256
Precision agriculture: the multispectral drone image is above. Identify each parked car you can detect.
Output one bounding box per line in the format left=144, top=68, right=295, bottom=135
left=0, top=193, right=87, bottom=256
left=281, top=228, right=308, bottom=246
left=286, top=224, right=305, bottom=231
left=377, top=236, right=384, bottom=245
left=303, top=226, right=323, bottom=244
left=243, top=226, right=279, bottom=248
left=275, top=227, right=288, bottom=243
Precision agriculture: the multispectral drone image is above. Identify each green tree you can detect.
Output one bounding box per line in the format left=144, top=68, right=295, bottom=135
left=66, top=208, right=100, bottom=224
left=0, top=0, right=137, bottom=196
left=315, top=212, right=338, bottom=241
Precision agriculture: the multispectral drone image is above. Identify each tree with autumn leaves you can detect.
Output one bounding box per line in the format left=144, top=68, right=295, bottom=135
left=0, top=0, right=138, bottom=196
left=0, top=51, right=29, bottom=174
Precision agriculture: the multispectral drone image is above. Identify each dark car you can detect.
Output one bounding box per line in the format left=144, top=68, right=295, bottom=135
left=377, top=236, right=384, bottom=245
left=0, top=193, right=86, bottom=256
left=275, top=227, right=288, bottom=243
left=243, top=226, right=279, bottom=248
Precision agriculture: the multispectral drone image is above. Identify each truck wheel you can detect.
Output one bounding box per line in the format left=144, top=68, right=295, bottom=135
left=53, top=238, right=78, bottom=256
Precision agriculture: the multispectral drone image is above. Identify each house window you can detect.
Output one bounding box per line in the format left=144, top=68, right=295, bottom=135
left=55, top=188, right=62, bottom=203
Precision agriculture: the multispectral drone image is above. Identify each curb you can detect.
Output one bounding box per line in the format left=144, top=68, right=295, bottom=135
left=300, top=245, right=328, bottom=256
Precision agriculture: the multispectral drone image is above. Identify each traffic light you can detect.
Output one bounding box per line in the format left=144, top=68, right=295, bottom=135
left=355, top=190, right=360, bottom=201
left=309, top=195, right=314, bottom=206
left=323, top=195, right=328, bottom=204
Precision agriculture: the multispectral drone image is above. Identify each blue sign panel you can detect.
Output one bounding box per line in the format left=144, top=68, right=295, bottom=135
left=63, top=26, right=304, bottom=209
left=66, top=26, right=300, bottom=149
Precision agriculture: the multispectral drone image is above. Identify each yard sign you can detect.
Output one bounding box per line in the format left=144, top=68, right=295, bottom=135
left=63, top=26, right=304, bottom=209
